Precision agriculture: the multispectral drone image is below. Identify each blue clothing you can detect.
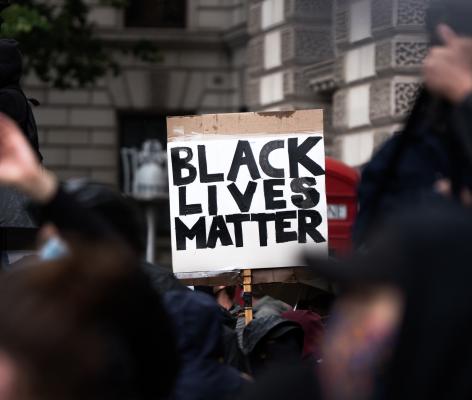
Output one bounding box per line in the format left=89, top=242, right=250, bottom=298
left=164, top=290, right=243, bottom=400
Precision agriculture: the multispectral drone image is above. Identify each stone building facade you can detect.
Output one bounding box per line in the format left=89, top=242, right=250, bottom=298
left=326, top=0, right=430, bottom=166
left=28, top=0, right=248, bottom=185
left=23, top=0, right=430, bottom=262
left=28, top=0, right=430, bottom=183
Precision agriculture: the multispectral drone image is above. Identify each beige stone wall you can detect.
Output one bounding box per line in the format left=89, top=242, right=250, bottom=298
left=27, top=0, right=430, bottom=177
left=246, top=0, right=333, bottom=111
left=25, top=77, right=118, bottom=184
left=329, top=0, right=429, bottom=167
left=27, top=0, right=248, bottom=186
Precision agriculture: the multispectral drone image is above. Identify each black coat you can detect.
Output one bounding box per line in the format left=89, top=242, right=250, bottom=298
left=353, top=93, right=472, bottom=247
left=164, top=290, right=243, bottom=400
left=0, top=39, right=40, bottom=154
left=0, top=39, right=40, bottom=231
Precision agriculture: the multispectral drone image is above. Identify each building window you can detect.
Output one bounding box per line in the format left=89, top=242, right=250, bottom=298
left=264, top=30, right=282, bottom=70
left=345, top=43, right=375, bottom=82
left=341, top=131, right=374, bottom=166
left=125, top=0, right=187, bottom=28
left=349, top=0, right=371, bottom=42
left=260, top=72, right=284, bottom=106
left=347, top=84, right=370, bottom=128
left=261, top=0, right=284, bottom=30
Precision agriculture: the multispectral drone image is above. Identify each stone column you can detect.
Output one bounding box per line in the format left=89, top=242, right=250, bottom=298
left=245, top=0, right=334, bottom=111
left=330, top=0, right=430, bottom=166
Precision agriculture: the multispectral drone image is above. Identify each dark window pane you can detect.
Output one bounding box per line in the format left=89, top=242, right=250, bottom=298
left=125, top=0, right=187, bottom=28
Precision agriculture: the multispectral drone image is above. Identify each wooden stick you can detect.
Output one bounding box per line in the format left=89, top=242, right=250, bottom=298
left=243, top=269, right=253, bottom=325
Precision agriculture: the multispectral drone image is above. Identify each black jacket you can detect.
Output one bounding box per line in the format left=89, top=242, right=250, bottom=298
left=0, top=39, right=40, bottom=156
left=0, top=39, right=40, bottom=231
left=354, top=93, right=472, bottom=247
left=164, top=290, right=243, bottom=400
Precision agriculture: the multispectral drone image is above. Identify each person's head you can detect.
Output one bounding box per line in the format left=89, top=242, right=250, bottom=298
left=0, top=240, right=179, bottom=400
left=0, top=39, right=22, bottom=87
left=213, top=286, right=236, bottom=311
left=243, top=316, right=304, bottom=376
left=282, top=310, right=324, bottom=361
left=252, top=284, right=268, bottom=301
left=37, top=179, right=146, bottom=258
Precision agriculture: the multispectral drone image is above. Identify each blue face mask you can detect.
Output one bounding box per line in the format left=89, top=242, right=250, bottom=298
left=38, top=237, right=69, bottom=261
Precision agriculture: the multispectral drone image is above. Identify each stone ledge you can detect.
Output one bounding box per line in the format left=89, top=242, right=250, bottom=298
left=47, top=130, right=90, bottom=145
left=69, top=148, right=117, bottom=168
left=69, top=109, right=116, bottom=128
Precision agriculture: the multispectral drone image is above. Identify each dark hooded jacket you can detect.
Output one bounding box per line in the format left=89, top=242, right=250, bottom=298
left=354, top=90, right=472, bottom=247
left=243, top=315, right=304, bottom=376
left=0, top=39, right=40, bottom=155
left=373, top=200, right=472, bottom=400
left=0, top=39, right=25, bottom=117
left=282, top=310, right=324, bottom=361
left=0, top=39, right=40, bottom=231
left=164, top=290, right=243, bottom=400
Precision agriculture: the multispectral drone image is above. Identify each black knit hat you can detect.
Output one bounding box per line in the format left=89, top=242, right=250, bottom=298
left=62, top=179, right=146, bottom=256
left=0, top=39, right=22, bottom=86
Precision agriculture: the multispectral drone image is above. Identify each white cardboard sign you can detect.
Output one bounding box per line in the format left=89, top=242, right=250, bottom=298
left=167, top=129, right=328, bottom=274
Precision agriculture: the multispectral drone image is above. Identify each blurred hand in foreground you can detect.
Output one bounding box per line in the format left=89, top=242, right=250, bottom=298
left=0, top=113, right=57, bottom=202
left=434, top=178, right=472, bottom=207
left=423, top=24, right=472, bottom=103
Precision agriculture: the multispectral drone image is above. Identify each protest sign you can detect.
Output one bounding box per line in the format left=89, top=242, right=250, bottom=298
left=167, top=110, right=327, bottom=274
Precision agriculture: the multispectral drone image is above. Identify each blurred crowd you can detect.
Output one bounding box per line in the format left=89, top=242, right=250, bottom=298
left=1, top=1, right=472, bottom=400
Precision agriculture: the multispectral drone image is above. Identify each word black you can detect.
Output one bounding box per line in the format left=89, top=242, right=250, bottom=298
left=171, top=138, right=324, bottom=186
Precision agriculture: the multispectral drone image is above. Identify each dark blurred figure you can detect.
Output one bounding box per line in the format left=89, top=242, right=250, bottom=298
left=0, top=241, right=179, bottom=400
left=194, top=286, right=247, bottom=371
left=235, top=285, right=292, bottom=348
left=0, top=39, right=42, bottom=260
left=377, top=201, right=472, bottom=400
left=308, top=198, right=472, bottom=400
left=57, top=179, right=185, bottom=294
left=251, top=285, right=292, bottom=318
left=282, top=310, right=324, bottom=363
left=211, top=286, right=247, bottom=372
left=214, top=286, right=241, bottom=317
left=0, top=114, right=180, bottom=399
left=243, top=315, right=304, bottom=377
left=354, top=0, right=472, bottom=247
left=320, top=285, right=402, bottom=400
left=238, top=363, right=322, bottom=400
left=0, top=39, right=40, bottom=159
left=164, top=290, right=244, bottom=400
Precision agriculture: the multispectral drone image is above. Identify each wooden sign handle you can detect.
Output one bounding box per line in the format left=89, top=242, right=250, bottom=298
left=243, top=269, right=253, bottom=325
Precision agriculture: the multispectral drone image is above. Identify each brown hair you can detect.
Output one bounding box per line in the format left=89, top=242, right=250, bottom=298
left=0, top=239, right=178, bottom=400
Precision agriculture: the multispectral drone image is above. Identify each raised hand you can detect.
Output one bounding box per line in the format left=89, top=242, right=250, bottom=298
left=423, top=24, right=472, bottom=103
left=0, top=113, right=57, bottom=202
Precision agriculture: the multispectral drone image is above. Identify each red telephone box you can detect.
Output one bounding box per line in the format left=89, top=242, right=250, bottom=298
left=325, top=158, right=359, bottom=257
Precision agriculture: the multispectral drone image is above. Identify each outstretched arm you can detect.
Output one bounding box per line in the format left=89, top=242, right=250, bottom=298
left=0, top=113, right=116, bottom=240
left=0, top=113, right=56, bottom=202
